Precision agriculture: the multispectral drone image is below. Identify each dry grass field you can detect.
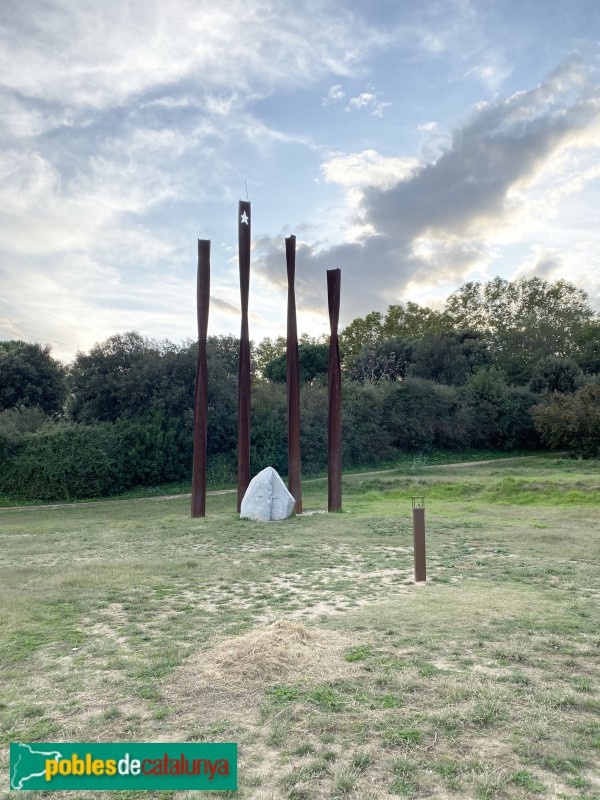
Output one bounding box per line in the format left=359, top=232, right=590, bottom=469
left=1, top=455, right=599, bottom=799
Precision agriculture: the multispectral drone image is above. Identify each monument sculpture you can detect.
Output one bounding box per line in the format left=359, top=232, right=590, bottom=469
left=193, top=202, right=342, bottom=516
left=191, top=239, right=210, bottom=518
left=286, top=235, right=302, bottom=513
left=327, top=268, right=342, bottom=512
left=237, top=201, right=252, bottom=512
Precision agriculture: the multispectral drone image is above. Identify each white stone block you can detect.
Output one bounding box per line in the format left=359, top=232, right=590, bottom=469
left=240, top=466, right=295, bottom=521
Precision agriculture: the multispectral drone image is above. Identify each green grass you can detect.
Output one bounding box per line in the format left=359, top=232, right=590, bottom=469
left=0, top=454, right=599, bottom=798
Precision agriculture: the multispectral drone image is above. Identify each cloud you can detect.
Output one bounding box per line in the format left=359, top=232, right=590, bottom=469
left=254, top=57, right=600, bottom=324
left=315, top=150, right=419, bottom=245
left=365, top=59, right=600, bottom=239
left=323, top=85, right=392, bottom=117
left=321, top=150, right=418, bottom=191
left=347, top=92, right=375, bottom=110
left=464, top=64, right=510, bottom=92
left=344, top=90, right=392, bottom=117
left=0, top=1, right=384, bottom=115
left=210, top=296, right=238, bottom=316
left=514, top=246, right=564, bottom=280
left=0, top=0, right=399, bottom=358
left=323, top=84, right=346, bottom=105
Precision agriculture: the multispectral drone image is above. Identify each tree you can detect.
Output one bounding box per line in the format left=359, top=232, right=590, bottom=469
left=299, top=382, right=328, bottom=473
left=573, top=321, right=600, bottom=375
left=264, top=342, right=329, bottom=384
left=0, top=406, right=47, bottom=436
left=68, top=332, right=162, bottom=422
left=68, top=332, right=241, bottom=464
left=457, top=329, right=492, bottom=374
left=350, top=337, right=413, bottom=383
left=532, top=384, right=600, bottom=458
left=0, top=341, right=66, bottom=414
left=0, top=406, right=49, bottom=463
left=408, top=329, right=490, bottom=386
left=339, top=311, right=384, bottom=374
left=382, top=301, right=449, bottom=340
left=409, top=332, right=461, bottom=385
left=340, top=303, right=448, bottom=375
left=253, top=336, right=287, bottom=380
left=445, top=277, right=595, bottom=385
left=529, top=356, right=582, bottom=394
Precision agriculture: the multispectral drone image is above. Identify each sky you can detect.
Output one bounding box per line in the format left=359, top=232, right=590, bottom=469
left=1, top=0, right=600, bottom=362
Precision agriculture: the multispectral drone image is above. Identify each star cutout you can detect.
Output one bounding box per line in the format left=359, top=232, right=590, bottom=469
left=241, top=210, right=249, bottom=225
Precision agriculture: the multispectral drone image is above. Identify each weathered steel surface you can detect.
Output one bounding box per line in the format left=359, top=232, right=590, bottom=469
left=191, top=239, right=210, bottom=518
left=286, top=235, right=302, bottom=514
left=412, top=507, right=426, bottom=582
left=327, top=268, right=342, bottom=512
left=237, top=200, right=252, bottom=512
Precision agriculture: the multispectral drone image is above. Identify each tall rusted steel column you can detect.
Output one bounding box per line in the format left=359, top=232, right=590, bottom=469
left=327, top=268, right=342, bottom=512
left=412, top=496, right=426, bottom=582
left=286, top=235, right=302, bottom=514
left=191, top=239, right=210, bottom=518
left=237, top=200, right=252, bottom=512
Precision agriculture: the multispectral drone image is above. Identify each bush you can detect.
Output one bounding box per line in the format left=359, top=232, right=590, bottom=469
left=461, top=368, right=538, bottom=449
left=0, top=413, right=194, bottom=501
left=206, top=451, right=237, bottom=487
left=0, top=407, right=49, bottom=464
left=342, top=381, right=395, bottom=467
left=429, top=382, right=472, bottom=449
left=382, top=378, right=469, bottom=452
left=0, top=424, right=124, bottom=501
left=251, top=383, right=288, bottom=474
left=114, top=413, right=193, bottom=486
left=498, top=387, right=540, bottom=449
left=532, top=385, right=600, bottom=458
left=299, top=383, right=328, bottom=474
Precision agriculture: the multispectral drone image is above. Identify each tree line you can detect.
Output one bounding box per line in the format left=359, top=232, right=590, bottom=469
left=1, top=276, right=598, bottom=501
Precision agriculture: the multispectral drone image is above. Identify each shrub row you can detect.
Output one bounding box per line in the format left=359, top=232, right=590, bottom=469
left=0, top=376, right=541, bottom=502
left=0, top=415, right=192, bottom=501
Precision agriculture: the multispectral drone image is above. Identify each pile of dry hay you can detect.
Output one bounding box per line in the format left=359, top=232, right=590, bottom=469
left=203, top=619, right=351, bottom=688
left=165, top=619, right=357, bottom=712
